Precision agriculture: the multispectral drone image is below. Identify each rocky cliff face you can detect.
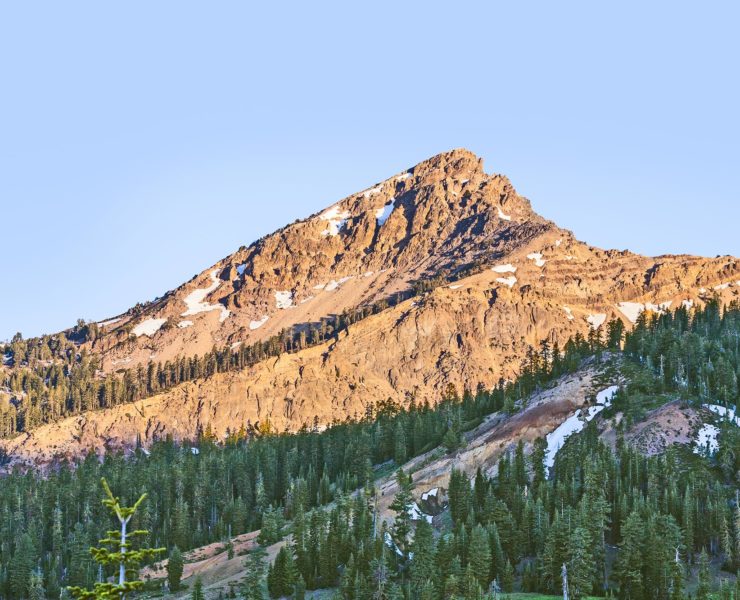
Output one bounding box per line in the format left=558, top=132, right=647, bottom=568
left=3, top=148, right=740, bottom=466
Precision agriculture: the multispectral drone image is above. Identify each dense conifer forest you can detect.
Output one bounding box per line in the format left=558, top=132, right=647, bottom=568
left=0, top=301, right=739, bottom=599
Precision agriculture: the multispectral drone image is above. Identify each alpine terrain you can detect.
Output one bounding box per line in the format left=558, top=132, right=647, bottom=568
left=0, top=149, right=738, bottom=600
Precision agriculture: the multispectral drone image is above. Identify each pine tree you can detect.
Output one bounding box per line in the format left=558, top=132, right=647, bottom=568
left=501, top=559, right=514, bottom=593
left=467, top=525, right=492, bottom=587
left=389, top=470, right=414, bottom=558
left=192, top=576, right=205, bottom=600
left=696, top=548, right=712, bottom=600
left=29, top=570, right=46, bottom=600
left=393, top=421, right=407, bottom=465
left=242, top=548, right=266, bottom=600
left=168, top=545, right=184, bottom=592
left=614, top=512, right=644, bottom=600
left=410, top=519, right=435, bottom=589
left=9, top=533, right=35, bottom=599
left=567, top=526, right=595, bottom=600
left=68, top=478, right=165, bottom=599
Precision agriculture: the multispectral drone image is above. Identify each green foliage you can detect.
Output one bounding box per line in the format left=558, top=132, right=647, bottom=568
left=67, top=478, right=164, bottom=599
left=167, top=545, right=184, bottom=592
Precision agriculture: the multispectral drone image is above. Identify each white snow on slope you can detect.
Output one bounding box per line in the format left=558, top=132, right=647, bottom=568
left=714, top=282, right=731, bottom=290
left=249, top=316, right=269, bottom=330
left=319, top=205, right=351, bottom=236
left=527, top=252, right=546, bottom=267
left=98, top=317, right=121, bottom=327
left=325, top=276, right=353, bottom=292
left=300, top=295, right=314, bottom=304
left=491, top=264, right=517, bottom=274
left=409, top=502, right=433, bottom=524
left=396, top=172, right=412, bottom=181
left=182, top=270, right=229, bottom=322
left=703, top=404, right=740, bottom=426
left=645, top=301, right=673, bottom=312
left=132, top=318, right=167, bottom=338
left=694, top=424, right=720, bottom=455
left=617, top=302, right=644, bottom=323
left=616, top=301, right=671, bottom=323
left=421, top=488, right=439, bottom=501
left=587, top=314, right=607, bottom=329
left=275, top=290, right=294, bottom=309
left=362, top=185, right=382, bottom=198
left=313, top=282, right=327, bottom=290
left=545, top=386, right=618, bottom=471
left=178, top=320, right=193, bottom=328
left=449, top=284, right=462, bottom=290
left=682, top=299, right=694, bottom=309
left=563, top=306, right=574, bottom=321
left=496, top=276, right=517, bottom=288
left=376, top=199, right=396, bottom=225
left=364, top=271, right=374, bottom=277
left=498, top=207, right=512, bottom=221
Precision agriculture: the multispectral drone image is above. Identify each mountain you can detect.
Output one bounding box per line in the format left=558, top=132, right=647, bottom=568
left=2, top=148, right=740, bottom=467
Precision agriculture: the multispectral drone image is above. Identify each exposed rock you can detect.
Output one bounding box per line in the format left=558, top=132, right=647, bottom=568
left=3, top=148, right=740, bottom=466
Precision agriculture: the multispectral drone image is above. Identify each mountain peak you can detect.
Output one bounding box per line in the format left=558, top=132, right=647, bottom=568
left=409, top=147, right=485, bottom=180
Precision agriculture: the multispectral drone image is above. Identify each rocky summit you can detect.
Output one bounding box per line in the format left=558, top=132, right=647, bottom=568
left=2, top=149, right=739, bottom=466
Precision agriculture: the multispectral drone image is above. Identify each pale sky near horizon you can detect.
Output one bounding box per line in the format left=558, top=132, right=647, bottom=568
left=1, top=1, right=738, bottom=340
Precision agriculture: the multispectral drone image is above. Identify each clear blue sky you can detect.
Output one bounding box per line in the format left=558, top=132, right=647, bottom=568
left=1, top=1, right=738, bottom=340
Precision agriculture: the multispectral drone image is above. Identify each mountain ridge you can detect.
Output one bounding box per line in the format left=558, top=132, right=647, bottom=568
left=2, top=148, right=740, bottom=467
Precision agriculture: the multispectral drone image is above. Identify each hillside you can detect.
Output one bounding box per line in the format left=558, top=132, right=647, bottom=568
left=3, top=149, right=740, bottom=469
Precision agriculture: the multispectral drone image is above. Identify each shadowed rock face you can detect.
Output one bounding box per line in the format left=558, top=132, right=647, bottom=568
left=3, top=149, right=740, bottom=466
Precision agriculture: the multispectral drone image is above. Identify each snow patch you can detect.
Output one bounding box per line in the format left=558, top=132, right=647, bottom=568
left=527, top=252, right=546, bottom=267
left=132, top=318, right=167, bottom=338
left=182, top=270, right=229, bottom=322
left=491, top=264, right=517, bottom=274
left=587, top=314, right=607, bottom=329
left=714, top=282, right=731, bottom=290
left=421, top=488, right=439, bottom=501
left=497, top=207, right=512, bottom=221
left=98, top=317, right=121, bottom=327
left=177, top=320, right=193, bottom=328
left=275, top=290, right=294, bottom=309
left=496, top=276, right=517, bottom=288
left=249, top=316, right=269, bottom=330
left=545, top=386, right=618, bottom=471
left=409, top=502, right=433, bottom=524
left=313, top=282, right=327, bottom=290
left=375, top=198, right=396, bottom=225
left=300, top=295, right=314, bottom=304
left=319, top=205, right=351, bottom=237
left=703, top=404, right=740, bottom=426
left=364, top=271, right=374, bottom=277
left=325, top=276, right=353, bottom=292
left=449, top=284, right=462, bottom=290
left=362, top=185, right=382, bottom=198
left=396, top=172, right=412, bottom=181
left=616, top=302, right=644, bottom=323
left=555, top=239, right=562, bottom=247
left=682, top=299, right=694, bottom=309
left=563, top=306, right=574, bottom=321
left=694, top=424, right=720, bottom=455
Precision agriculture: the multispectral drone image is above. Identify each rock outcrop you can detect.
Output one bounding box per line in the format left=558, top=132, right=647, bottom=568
left=3, top=148, right=740, bottom=466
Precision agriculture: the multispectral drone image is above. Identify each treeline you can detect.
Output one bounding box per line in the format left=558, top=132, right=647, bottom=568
left=1, top=302, right=739, bottom=598
left=0, top=289, right=422, bottom=437
left=0, top=329, right=595, bottom=599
